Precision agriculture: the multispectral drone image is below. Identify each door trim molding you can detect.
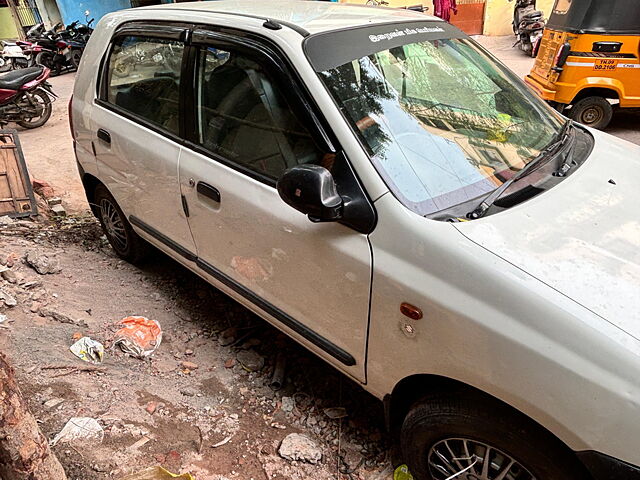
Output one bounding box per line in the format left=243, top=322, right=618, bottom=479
left=128, top=215, right=357, bottom=367
left=129, top=215, right=197, bottom=262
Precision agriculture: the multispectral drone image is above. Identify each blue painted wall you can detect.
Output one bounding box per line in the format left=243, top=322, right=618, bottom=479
left=56, top=0, right=174, bottom=26
left=56, top=0, right=131, bottom=25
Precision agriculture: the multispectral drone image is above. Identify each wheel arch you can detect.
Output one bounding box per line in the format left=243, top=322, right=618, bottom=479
left=80, top=170, right=103, bottom=217
left=571, top=83, right=621, bottom=105
left=385, top=373, right=594, bottom=478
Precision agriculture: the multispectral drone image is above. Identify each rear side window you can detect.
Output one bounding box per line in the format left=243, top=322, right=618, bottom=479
left=194, top=46, right=322, bottom=180
left=105, top=36, right=184, bottom=134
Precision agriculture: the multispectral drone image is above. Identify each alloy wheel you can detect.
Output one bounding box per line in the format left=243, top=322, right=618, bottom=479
left=428, top=438, right=536, bottom=480
left=100, top=198, right=128, bottom=252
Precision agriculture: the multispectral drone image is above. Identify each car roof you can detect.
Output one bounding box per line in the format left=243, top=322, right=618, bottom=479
left=140, top=0, right=441, bottom=35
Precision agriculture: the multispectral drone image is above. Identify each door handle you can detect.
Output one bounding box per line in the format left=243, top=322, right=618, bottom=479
left=97, top=128, right=111, bottom=144
left=197, top=181, right=221, bottom=203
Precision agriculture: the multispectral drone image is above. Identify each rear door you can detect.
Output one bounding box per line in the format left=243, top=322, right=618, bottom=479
left=178, top=30, right=372, bottom=381
left=92, top=22, right=196, bottom=255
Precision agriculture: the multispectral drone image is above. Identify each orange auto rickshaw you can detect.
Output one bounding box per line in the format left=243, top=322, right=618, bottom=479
left=525, top=0, right=640, bottom=129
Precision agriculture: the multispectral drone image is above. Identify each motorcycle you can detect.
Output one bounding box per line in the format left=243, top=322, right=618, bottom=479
left=27, top=22, right=84, bottom=75
left=0, top=42, right=31, bottom=71
left=509, top=0, right=546, bottom=57
left=0, top=65, right=56, bottom=129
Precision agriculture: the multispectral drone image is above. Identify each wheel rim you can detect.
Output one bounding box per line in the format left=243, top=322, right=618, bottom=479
left=579, top=105, right=604, bottom=126
left=100, top=198, right=128, bottom=251
left=427, top=438, right=536, bottom=480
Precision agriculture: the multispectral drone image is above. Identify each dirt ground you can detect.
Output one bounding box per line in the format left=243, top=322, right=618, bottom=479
left=1, top=36, right=640, bottom=480
left=0, top=219, right=391, bottom=480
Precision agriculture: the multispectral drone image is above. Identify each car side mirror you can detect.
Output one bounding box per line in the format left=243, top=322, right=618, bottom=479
left=277, top=165, right=343, bottom=222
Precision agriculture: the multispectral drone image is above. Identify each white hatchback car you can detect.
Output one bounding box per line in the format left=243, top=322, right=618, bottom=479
left=71, top=2, right=640, bottom=479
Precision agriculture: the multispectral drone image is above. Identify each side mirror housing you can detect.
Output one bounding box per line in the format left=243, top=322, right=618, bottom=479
left=277, top=165, right=343, bottom=222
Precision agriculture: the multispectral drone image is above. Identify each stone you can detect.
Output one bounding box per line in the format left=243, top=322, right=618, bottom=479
left=281, top=396, right=295, bottom=413
left=181, top=361, right=198, bottom=370
left=39, top=307, right=86, bottom=327
left=1, top=269, right=18, bottom=284
left=50, top=204, right=67, bottom=217
left=180, top=387, right=197, bottom=397
left=145, top=401, right=158, bottom=415
left=44, top=398, right=64, bottom=409
left=278, top=433, right=322, bottom=464
left=32, top=179, right=55, bottom=199
left=0, top=215, right=13, bottom=225
left=46, top=197, right=62, bottom=206
left=236, top=349, right=264, bottom=372
left=218, top=327, right=237, bottom=346
left=24, top=251, right=61, bottom=275
left=0, top=289, right=17, bottom=307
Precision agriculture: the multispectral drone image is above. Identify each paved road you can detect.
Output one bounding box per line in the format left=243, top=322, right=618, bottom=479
left=476, top=35, right=640, bottom=146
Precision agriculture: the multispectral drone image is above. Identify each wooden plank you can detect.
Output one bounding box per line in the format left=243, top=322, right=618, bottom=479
left=0, top=130, right=37, bottom=217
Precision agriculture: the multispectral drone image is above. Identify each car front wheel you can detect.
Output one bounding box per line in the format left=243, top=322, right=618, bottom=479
left=400, top=391, right=587, bottom=480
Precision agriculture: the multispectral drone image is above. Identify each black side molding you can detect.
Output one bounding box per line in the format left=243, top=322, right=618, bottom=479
left=129, top=215, right=197, bottom=262
left=577, top=450, right=640, bottom=480
left=127, top=215, right=356, bottom=367
left=196, top=258, right=356, bottom=367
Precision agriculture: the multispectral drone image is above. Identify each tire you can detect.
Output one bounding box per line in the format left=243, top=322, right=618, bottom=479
left=17, top=88, right=52, bottom=129
left=34, top=50, right=53, bottom=69
left=94, top=185, right=149, bottom=263
left=70, top=49, right=82, bottom=69
left=400, top=391, right=587, bottom=480
left=568, top=96, right=613, bottom=130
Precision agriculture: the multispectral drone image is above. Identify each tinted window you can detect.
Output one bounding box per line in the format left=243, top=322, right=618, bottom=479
left=195, top=46, right=321, bottom=180
left=106, top=36, right=184, bottom=134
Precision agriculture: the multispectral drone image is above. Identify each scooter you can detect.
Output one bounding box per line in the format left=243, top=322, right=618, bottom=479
left=509, top=0, right=546, bottom=57
left=0, top=42, right=31, bottom=71
left=0, top=65, right=56, bottom=129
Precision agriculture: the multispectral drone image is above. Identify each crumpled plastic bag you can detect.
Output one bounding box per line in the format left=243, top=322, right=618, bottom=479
left=114, top=316, right=162, bottom=358
left=50, top=417, right=104, bottom=446
left=70, top=336, right=104, bottom=364
left=119, top=466, right=194, bottom=480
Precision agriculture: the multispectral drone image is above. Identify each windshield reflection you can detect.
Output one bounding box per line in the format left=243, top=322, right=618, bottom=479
left=320, top=38, right=563, bottom=215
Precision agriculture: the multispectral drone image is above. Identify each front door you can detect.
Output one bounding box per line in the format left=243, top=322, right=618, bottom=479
left=178, top=35, right=371, bottom=381
left=93, top=27, right=196, bottom=254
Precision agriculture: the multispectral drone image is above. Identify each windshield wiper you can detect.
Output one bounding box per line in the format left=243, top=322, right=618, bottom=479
left=467, top=120, right=574, bottom=220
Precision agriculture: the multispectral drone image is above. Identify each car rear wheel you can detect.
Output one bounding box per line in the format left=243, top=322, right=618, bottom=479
left=400, top=391, right=587, bottom=480
left=94, top=185, right=149, bottom=263
left=568, top=96, right=613, bottom=130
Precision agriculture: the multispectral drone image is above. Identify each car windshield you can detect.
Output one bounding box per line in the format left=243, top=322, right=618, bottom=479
left=316, top=33, right=564, bottom=215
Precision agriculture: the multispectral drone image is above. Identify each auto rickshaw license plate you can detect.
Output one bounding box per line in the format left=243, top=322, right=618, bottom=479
left=594, top=59, right=617, bottom=71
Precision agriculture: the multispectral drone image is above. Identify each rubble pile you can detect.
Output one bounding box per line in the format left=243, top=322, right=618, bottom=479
left=0, top=216, right=390, bottom=479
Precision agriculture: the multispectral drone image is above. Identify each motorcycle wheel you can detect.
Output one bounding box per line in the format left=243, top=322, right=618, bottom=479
left=17, top=88, right=52, bottom=129
left=70, top=49, right=82, bottom=69
left=34, top=50, right=53, bottom=68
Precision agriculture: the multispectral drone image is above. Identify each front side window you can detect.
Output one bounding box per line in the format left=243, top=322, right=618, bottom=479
left=312, top=28, right=564, bottom=215
left=105, top=35, right=184, bottom=134
left=195, top=46, right=322, bottom=180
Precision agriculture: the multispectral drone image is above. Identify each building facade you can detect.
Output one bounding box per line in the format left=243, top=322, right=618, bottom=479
left=343, top=0, right=556, bottom=36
